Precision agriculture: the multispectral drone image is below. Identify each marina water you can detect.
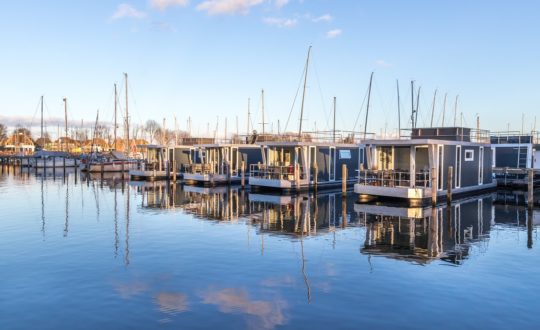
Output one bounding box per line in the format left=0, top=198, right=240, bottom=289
left=1, top=166, right=539, bottom=329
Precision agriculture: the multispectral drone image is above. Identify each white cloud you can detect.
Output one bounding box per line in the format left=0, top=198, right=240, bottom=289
left=312, top=14, right=332, bottom=23
left=375, top=59, right=392, bottom=68
left=263, top=17, right=297, bottom=28
left=111, top=3, right=147, bottom=20
left=196, top=0, right=264, bottom=15
left=150, top=0, right=189, bottom=10
left=274, top=0, right=289, bottom=8
left=326, top=28, right=342, bottom=39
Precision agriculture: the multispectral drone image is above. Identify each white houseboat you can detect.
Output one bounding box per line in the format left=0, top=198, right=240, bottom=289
left=182, top=144, right=263, bottom=185
left=354, top=127, right=496, bottom=205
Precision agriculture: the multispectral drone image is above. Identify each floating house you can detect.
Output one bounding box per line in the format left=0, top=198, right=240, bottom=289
left=182, top=144, right=263, bottom=186
left=354, top=127, right=495, bottom=205
left=490, top=132, right=539, bottom=169
left=248, top=141, right=364, bottom=192
left=129, top=145, right=168, bottom=180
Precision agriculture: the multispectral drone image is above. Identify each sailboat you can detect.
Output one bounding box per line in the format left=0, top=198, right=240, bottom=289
left=80, top=74, right=138, bottom=173
left=33, top=96, right=78, bottom=168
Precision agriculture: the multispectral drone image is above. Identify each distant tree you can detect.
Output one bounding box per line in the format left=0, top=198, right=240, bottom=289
left=145, top=120, right=161, bottom=144
left=0, top=123, right=7, bottom=140
left=13, top=126, right=32, bottom=140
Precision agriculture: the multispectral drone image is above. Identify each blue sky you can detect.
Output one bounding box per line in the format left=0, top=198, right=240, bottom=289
left=1, top=0, right=539, bottom=138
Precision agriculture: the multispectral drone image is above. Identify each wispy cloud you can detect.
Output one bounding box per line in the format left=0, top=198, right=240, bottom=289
left=151, top=21, right=177, bottom=32
left=312, top=14, right=332, bottom=23
left=326, top=28, right=342, bottom=39
left=273, top=0, right=289, bottom=8
left=196, top=0, right=264, bottom=15
left=111, top=3, right=147, bottom=20
left=150, top=0, right=190, bottom=10
left=263, top=17, right=297, bottom=28
left=375, top=59, right=393, bottom=68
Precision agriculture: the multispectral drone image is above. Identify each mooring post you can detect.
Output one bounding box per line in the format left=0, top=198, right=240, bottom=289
left=431, top=167, right=437, bottom=206
left=173, top=160, right=177, bottom=182
left=295, top=163, right=300, bottom=191
left=313, top=162, right=318, bottom=193
left=528, top=169, right=534, bottom=210
left=241, top=161, right=245, bottom=188
left=342, top=164, right=347, bottom=195
left=101, top=163, right=104, bottom=177
left=166, top=160, right=170, bottom=182
left=447, top=166, right=453, bottom=205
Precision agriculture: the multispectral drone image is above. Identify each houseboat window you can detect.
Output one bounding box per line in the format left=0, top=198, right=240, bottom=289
left=437, top=145, right=444, bottom=190
left=455, top=146, right=462, bottom=188
left=339, top=150, right=351, bottom=159
left=478, top=146, right=484, bottom=185
left=465, top=149, right=474, bottom=161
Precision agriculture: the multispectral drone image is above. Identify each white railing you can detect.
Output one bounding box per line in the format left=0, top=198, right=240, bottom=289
left=249, top=164, right=307, bottom=180
left=357, top=169, right=431, bottom=188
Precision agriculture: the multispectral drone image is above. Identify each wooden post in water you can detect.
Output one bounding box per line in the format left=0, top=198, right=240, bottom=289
left=241, top=161, right=245, bottom=188
left=295, top=163, right=300, bottom=191
left=431, top=167, right=437, bottom=206
left=166, top=160, right=170, bottom=182
left=173, top=160, right=177, bottom=182
left=342, top=164, right=347, bottom=195
left=313, top=162, right=318, bottom=193
left=447, top=166, right=453, bottom=205
left=528, top=169, right=534, bottom=210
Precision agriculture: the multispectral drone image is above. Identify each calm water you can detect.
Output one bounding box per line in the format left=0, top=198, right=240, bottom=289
left=1, top=166, right=539, bottom=329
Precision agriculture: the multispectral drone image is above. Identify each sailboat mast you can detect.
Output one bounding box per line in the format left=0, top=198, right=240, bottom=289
left=410, top=81, right=415, bottom=129
left=430, top=89, right=437, bottom=127
left=114, top=83, right=117, bottom=150
left=261, top=89, right=265, bottom=136
left=333, top=96, right=336, bottom=143
left=396, top=80, right=401, bottom=136
left=63, top=97, right=68, bottom=152
left=364, top=72, right=374, bottom=140
left=40, top=95, right=44, bottom=142
left=442, top=93, right=447, bottom=127
left=415, top=86, right=421, bottom=128
left=453, top=95, right=459, bottom=127
left=247, top=98, right=251, bottom=135
left=298, top=46, right=312, bottom=138
left=124, top=73, right=129, bottom=157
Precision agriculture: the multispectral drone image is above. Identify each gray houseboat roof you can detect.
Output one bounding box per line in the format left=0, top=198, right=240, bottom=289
left=362, top=138, right=490, bottom=147
left=256, top=141, right=361, bottom=148
left=194, top=143, right=262, bottom=149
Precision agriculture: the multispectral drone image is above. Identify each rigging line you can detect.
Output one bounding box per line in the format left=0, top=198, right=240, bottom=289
left=312, top=55, right=331, bottom=131
left=29, top=96, right=42, bottom=132
left=284, top=56, right=309, bottom=133
left=352, top=85, right=369, bottom=132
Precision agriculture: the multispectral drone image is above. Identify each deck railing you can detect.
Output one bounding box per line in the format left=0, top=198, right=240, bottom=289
left=183, top=163, right=238, bottom=176
left=357, top=169, right=431, bottom=188
left=249, top=164, right=307, bottom=181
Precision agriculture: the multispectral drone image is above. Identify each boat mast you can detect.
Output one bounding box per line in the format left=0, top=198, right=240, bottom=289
left=124, top=73, right=129, bottom=157
left=415, top=86, right=421, bottom=128
left=247, top=98, right=251, bottom=135
left=261, top=89, right=265, bottom=136
left=396, top=80, right=401, bottom=137
left=364, top=72, right=374, bottom=140
left=410, top=81, right=415, bottom=129
left=453, top=95, right=459, bottom=127
left=442, top=93, right=447, bottom=127
left=114, top=83, right=117, bottom=150
left=430, top=89, right=437, bottom=127
left=63, top=97, right=68, bottom=152
left=40, top=95, right=44, bottom=143
left=333, top=96, right=336, bottom=143
left=299, top=46, right=312, bottom=138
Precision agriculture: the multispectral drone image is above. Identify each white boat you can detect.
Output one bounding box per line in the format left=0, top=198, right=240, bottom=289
left=81, top=151, right=137, bottom=173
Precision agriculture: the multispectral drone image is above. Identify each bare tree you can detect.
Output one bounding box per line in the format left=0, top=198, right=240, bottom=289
left=145, top=120, right=161, bottom=144
left=0, top=123, right=7, bottom=140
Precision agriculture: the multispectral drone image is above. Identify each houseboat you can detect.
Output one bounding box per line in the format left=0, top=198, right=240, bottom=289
left=182, top=144, right=263, bottom=186
left=354, top=127, right=496, bottom=206
left=248, top=141, right=365, bottom=192
left=490, top=132, right=539, bottom=169
left=129, top=145, right=168, bottom=180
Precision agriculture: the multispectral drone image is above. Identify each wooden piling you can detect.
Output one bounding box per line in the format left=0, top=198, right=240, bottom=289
left=241, top=161, right=245, bottom=188
left=431, top=167, right=437, bottom=206
left=313, top=163, right=318, bottom=193
left=166, top=160, right=171, bottom=182
left=342, top=164, right=347, bottom=195
left=447, top=166, right=453, bottom=205
left=295, top=163, right=300, bottom=191
left=172, top=160, right=177, bottom=182
left=528, top=169, right=534, bottom=210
